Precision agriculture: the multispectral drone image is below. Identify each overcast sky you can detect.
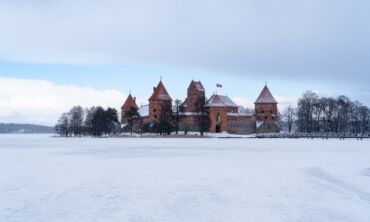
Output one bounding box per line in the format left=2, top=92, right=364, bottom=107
left=0, top=0, right=369, bottom=125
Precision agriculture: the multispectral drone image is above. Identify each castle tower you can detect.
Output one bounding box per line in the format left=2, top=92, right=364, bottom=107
left=148, top=81, right=173, bottom=121
left=254, top=85, right=278, bottom=121
left=181, top=80, right=205, bottom=113
left=205, top=94, right=239, bottom=133
left=255, top=85, right=279, bottom=133
left=121, top=94, right=138, bottom=124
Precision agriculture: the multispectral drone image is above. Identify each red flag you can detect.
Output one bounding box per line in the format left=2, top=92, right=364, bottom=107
left=216, top=84, right=223, bottom=88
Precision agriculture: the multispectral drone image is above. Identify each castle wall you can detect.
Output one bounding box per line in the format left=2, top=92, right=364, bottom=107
left=226, top=115, right=256, bottom=134
left=256, top=121, right=280, bottom=134
left=227, top=119, right=256, bottom=134
left=178, top=115, right=200, bottom=132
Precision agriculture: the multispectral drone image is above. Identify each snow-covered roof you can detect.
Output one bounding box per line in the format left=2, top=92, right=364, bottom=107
left=256, top=121, right=264, bottom=128
left=193, top=81, right=205, bottom=92
left=138, top=105, right=149, bottom=117
left=149, top=81, right=172, bottom=101
left=205, top=95, right=239, bottom=108
left=255, top=85, right=277, bottom=104
left=180, top=112, right=199, bottom=116
left=227, top=112, right=253, bottom=117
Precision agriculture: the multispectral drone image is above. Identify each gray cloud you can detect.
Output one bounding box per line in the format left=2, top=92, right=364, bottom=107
left=0, top=0, right=369, bottom=83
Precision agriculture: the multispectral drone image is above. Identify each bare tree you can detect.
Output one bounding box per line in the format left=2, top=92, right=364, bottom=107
left=358, top=105, right=370, bottom=135
left=55, top=113, right=70, bottom=137
left=196, top=97, right=208, bottom=136
left=297, top=91, right=318, bottom=133
left=296, top=92, right=370, bottom=136
left=84, top=107, right=96, bottom=135
left=68, top=106, right=84, bottom=136
left=173, top=99, right=182, bottom=135
left=283, top=106, right=295, bottom=133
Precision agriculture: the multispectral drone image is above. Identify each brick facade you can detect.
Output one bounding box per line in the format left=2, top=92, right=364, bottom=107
left=121, top=81, right=280, bottom=134
left=148, top=81, right=173, bottom=121
left=180, top=81, right=205, bottom=113
left=227, top=115, right=256, bottom=134
left=255, top=103, right=278, bottom=121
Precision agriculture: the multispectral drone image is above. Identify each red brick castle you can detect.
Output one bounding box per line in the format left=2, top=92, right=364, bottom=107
left=121, top=80, right=279, bottom=134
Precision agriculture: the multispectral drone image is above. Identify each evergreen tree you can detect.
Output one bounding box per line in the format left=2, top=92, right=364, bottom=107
left=105, top=108, right=119, bottom=135
left=125, top=107, right=140, bottom=135
left=91, top=106, right=106, bottom=136
left=158, top=104, right=174, bottom=135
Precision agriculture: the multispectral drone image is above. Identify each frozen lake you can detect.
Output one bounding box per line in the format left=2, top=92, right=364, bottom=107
left=1, top=134, right=370, bottom=222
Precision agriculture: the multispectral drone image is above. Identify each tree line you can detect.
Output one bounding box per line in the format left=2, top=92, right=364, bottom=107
left=55, top=106, right=120, bottom=137
left=56, top=90, right=369, bottom=137
left=0, top=123, right=54, bottom=134
left=282, top=91, right=370, bottom=135
left=55, top=97, right=209, bottom=137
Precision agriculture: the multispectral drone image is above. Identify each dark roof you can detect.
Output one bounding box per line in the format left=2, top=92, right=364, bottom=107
left=122, top=94, right=138, bottom=109
left=149, top=81, right=172, bottom=101
left=205, top=94, right=239, bottom=107
left=255, top=85, right=277, bottom=104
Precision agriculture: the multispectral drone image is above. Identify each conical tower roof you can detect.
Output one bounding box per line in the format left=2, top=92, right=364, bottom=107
left=149, top=81, right=172, bottom=101
left=122, top=94, right=138, bottom=109
left=255, top=85, right=277, bottom=104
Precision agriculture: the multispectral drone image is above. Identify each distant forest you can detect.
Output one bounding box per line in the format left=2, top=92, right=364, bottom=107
left=0, top=123, right=54, bottom=134
left=281, top=91, right=370, bottom=136
left=55, top=90, right=370, bottom=137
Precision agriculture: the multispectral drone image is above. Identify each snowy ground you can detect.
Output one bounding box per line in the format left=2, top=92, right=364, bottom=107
left=1, top=135, right=370, bottom=222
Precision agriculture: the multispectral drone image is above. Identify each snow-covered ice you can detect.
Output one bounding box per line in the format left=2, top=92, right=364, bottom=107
left=1, top=134, right=370, bottom=222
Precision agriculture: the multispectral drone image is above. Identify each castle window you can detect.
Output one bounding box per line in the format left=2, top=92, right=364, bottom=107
left=265, top=116, right=268, bottom=120
left=153, top=109, right=157, bottom=113
left=154, top=115, right=158, bottom=119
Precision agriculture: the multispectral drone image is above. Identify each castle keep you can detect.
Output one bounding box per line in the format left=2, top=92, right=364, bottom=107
left=121, top=80, right=279, bottom=134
